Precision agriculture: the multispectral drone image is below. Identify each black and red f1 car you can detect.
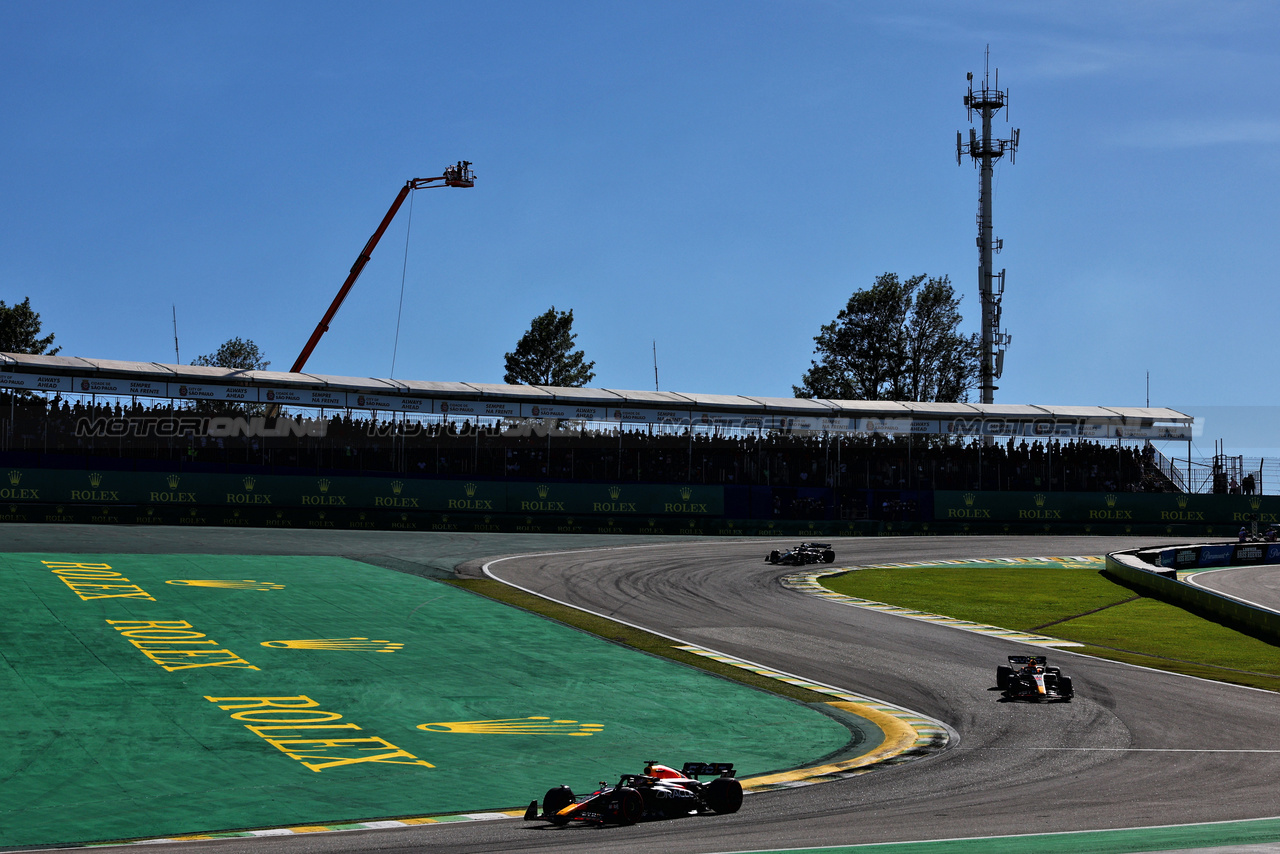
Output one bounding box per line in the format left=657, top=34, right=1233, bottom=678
left=766, top=543, right=836, bottom=565
left=996, top=655, right=1074, bottom=702
left=524, top=761, right=743, bottom=826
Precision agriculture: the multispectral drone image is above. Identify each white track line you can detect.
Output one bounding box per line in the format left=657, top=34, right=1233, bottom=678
left=480, top=548, right=956, bottom=751
left=1186, top=567, right=1280, bottom=615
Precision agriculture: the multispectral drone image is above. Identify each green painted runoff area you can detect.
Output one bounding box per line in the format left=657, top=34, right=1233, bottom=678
left=0, top=553, right=849, bottom=848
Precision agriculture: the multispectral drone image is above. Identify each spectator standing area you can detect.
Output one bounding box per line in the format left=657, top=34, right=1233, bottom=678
left=1, top=552, right=850, bottom=847
left=1, top=353, right=1221, bottom=533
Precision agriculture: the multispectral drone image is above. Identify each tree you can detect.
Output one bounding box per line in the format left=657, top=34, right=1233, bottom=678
left=189, top=337, right=269, bottom=414
left=503, top=307, right=596, bottom=387
left=901, top=276, right=979, bottom=402
left=794, top=273, right=978, bottom=402
left=0, top=297, right=60, bottom=356
left=191, top=337, right=270, bottom=371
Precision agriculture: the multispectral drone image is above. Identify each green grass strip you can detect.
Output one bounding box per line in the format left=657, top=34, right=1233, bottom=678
left=820, top=563, right=1280, bottom=692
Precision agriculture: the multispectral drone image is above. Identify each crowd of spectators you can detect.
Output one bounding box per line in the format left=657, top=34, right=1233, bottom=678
left=0, top=395, right=1175, bottom=493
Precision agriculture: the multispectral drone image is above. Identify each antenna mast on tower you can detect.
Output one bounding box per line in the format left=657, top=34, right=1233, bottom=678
left=957, top=47, right=1018, bottom=405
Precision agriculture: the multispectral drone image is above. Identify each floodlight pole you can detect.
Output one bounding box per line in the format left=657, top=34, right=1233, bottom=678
left=958, top=48, right=1018, bottom=405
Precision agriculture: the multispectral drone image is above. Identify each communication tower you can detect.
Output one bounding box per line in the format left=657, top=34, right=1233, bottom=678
left=957, top=48, right=1019, bottom=405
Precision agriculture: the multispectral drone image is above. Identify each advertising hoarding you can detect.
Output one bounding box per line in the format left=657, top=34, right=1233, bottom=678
left=74, top=377, right=168, bottom=397
left=0, top=372, right=72, bottom=392
left=521, top=402, right=605, bottom=421
left=169, top=383, right=260, bottom=402
left=349, top=393, right=432, bottom=413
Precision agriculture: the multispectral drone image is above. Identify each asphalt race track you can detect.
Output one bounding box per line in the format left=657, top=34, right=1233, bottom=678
left=1191, top=564, right=1280, bottom=613
left=7, top=528, right=1280, bottom=854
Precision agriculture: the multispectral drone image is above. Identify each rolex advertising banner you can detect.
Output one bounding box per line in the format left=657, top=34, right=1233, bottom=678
left=0, top=469, right=722, bottom=518
left=504, top=482, right=721, bottom=516
left=934, top=490, right=1280, bottom=528
left=2, top=466, right=1261, bottom=532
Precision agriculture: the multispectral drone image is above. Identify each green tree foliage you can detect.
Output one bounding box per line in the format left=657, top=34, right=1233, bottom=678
left=795, top=273, right=978, bottom=402
left=189, top=337, right=269, bottom=414
left=0, top=297, right=60, bottom=356
left=191, top=337, right=270, bottom=371
left=503, top=306, right=596, bottom=387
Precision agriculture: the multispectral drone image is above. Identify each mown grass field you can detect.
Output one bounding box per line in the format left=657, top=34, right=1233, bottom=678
left=820, top=562, right=1280, bottom=691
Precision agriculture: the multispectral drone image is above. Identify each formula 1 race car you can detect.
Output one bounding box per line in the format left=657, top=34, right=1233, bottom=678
left=765, top=543, right=836, bottom=565
left=996, top=655, right=1073, bottom=702
left=524, top=761, right=743, bottom=826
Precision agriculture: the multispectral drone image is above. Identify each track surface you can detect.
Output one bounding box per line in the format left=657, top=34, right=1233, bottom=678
left=1191, top=565, right=1280, bottom=612
left=7, top=529, right=1280, bottom=854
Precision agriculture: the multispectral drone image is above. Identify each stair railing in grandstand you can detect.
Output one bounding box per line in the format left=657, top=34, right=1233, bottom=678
left=1154, top=451, right=1275, bottom=495
left=1146, top=441, right=1189, bottom=493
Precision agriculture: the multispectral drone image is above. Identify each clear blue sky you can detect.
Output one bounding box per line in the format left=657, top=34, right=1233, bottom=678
left=3, top=1, right=1278, bottom=452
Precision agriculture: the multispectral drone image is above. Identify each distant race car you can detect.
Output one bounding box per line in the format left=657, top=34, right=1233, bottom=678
left=996, top=655, right=1073, bottom=702
left=523, top=761, right=743, bottom=826
left=765, top=543, right=836, bottom=565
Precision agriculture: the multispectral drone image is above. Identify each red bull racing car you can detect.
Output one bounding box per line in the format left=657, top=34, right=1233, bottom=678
left=996, top=655, right=1074, bottom=702
left=524, top=761, right=743, bottom=826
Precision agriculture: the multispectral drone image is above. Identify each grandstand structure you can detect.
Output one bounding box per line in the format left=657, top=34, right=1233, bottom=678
left=8, top=352, right=1263, bottom=538
left=0, top=353, right=1192, bottom=439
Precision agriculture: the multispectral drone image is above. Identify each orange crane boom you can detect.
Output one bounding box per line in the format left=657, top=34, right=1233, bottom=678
left=288, top=162, right=475, bottom=374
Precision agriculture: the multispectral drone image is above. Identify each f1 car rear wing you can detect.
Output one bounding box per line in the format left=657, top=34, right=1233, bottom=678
left=1008, top=655, right=1047, bottom=666
left=681, top=762, right=735, bottom=779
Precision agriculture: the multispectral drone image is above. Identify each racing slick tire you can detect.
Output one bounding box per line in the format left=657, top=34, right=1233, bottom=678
left=610, top=787, right=644, bottom=825
left=543, top=786, right=574, bottom=824
left=995, top=665, right=1014, bottom=690
left=1058, top=675, right=1074, bottom=699
left=705, top=776, right=744, bottom=814
left=821, top=549, right=836, bottom=563
left=768, top=550, right=781, bottom=565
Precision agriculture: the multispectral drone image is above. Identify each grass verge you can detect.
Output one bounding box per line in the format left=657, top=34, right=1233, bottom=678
left=445, top=578, right=835, bottom=704
left=821, top=564, right=1280, bottom=692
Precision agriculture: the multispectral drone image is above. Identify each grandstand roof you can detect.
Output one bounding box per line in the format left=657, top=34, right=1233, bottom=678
left=0, top=353, right=1192, bottom=428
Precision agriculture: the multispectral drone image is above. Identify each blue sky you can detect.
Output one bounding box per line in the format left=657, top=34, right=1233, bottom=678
left=3, top=1, right=1279, bottom=453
